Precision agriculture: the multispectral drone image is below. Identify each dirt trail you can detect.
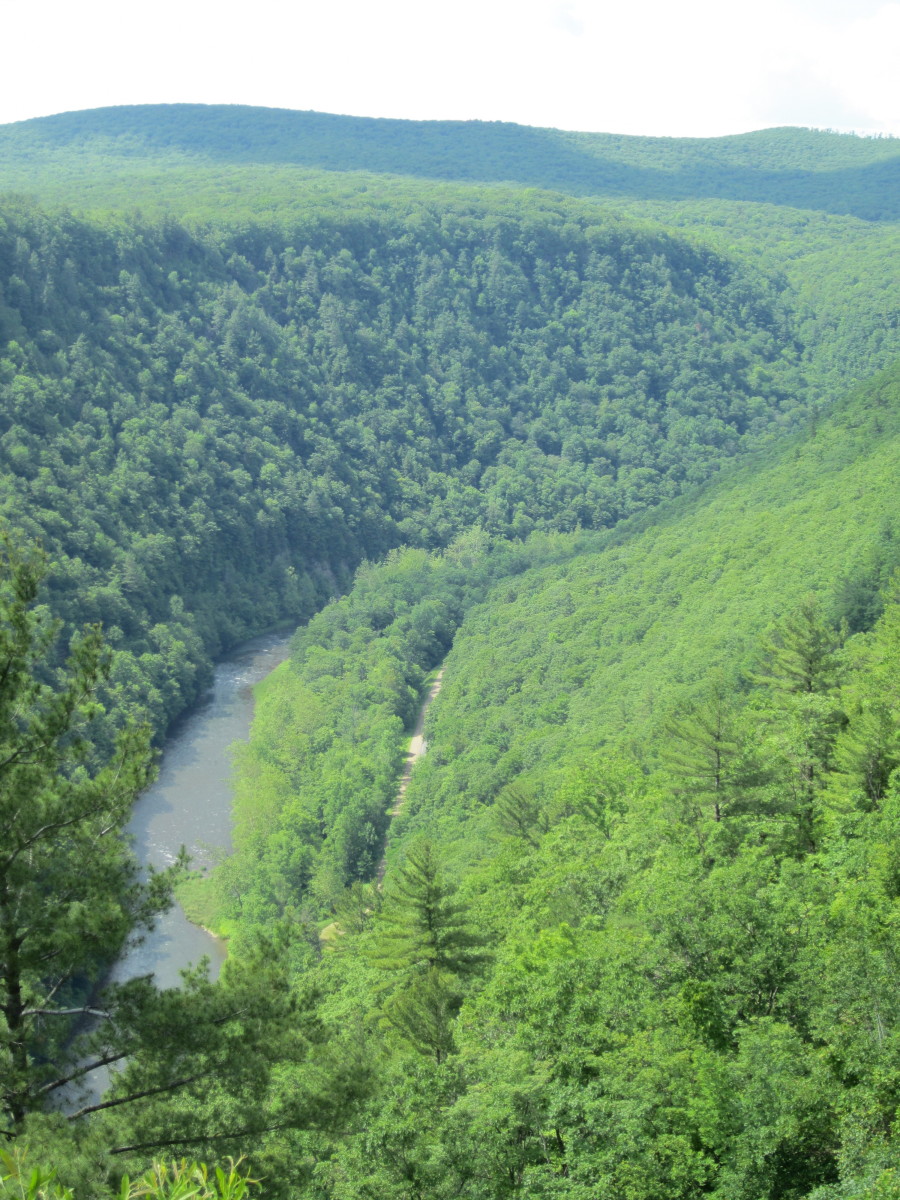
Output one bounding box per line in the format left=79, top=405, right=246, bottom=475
left=375, top=667, right=445, bottom=883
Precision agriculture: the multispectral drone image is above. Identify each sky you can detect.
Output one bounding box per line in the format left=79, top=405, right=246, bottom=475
left=2, top=0, right=898, bottom=138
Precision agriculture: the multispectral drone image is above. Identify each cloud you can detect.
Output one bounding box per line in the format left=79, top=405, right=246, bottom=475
left=810, top=3, right=900, bottom=132
left=756, top=71, right=880, bottom=133
left=551, top=4, right=586, bottom=37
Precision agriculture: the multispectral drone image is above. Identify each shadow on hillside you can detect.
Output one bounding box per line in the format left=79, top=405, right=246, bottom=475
left=3, top=105, right=898, bottom=221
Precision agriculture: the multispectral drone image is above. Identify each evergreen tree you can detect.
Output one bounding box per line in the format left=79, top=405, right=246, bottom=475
left=662, top=670, right=753, bottom=822
left=380, top=968, right=461, bottom=1064
left=832, top=576, right=900, bottom=809
left=372, top=840, right=485, bottom=978
left=752, top=598, right=846, bottom=850
left=0, top=536, right=161, bottom=1130
left=493, top=780, right=546, bottom=847
left=753, top=595, right=842, bottom=695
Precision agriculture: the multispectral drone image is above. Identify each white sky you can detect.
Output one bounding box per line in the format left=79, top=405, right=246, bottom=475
left=2, top=0, right=898, bottom=138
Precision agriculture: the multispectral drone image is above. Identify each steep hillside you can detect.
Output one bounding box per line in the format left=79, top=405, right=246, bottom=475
left=403, top=361, right=900, bottom=851
left=3, top=106, right=896, bottom=401
left=219, top=361, right=900, bottom=924
left=4, top=104, right=900, bottom=1195
left=158, top=362, right=900, bottom=1200
left=604, top=198, right=900, bottom=395
left=0, top=195, right=804, bottom=738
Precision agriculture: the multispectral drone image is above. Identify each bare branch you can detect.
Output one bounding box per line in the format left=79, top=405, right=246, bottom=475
left=110, top=1122, right=294, bottom=1156
left=22, top=1006, right=110, bottom=1019
left=40, top=1049, right=131, bottom=1094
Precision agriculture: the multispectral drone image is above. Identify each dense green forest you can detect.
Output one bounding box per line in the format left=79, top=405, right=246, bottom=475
left=2, top=107, right=896, bottom=398
left=1, top=105, right=899, bottom=1197
left=0, top=191, right=809, bottom=741
left=148, top=363, right=900, bottom=1199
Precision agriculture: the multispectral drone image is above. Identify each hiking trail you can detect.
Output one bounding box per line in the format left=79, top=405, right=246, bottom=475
left=375, top=667, right=445, bottom=884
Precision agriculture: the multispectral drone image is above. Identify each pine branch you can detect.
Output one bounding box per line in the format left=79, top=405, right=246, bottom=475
left=40, top=1049, right=131, bottom=1094
left=109, top=1122, right=292, bottom=1156
left=67, top=1072, right=207, bottom=1120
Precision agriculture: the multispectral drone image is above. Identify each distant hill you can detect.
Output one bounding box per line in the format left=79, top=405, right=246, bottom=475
left=3, top=105, right=895, bottom=400
left=1, top=104, right=898, bottom=219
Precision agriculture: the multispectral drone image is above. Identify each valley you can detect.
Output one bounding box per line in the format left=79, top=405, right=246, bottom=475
left=0, top=105, right=898, bottom=1199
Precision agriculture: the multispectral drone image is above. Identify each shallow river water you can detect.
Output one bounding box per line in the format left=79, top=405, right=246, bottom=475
left=65, top=631, right=291, bottom=1110
left=109, top=630, right=292, bottom=990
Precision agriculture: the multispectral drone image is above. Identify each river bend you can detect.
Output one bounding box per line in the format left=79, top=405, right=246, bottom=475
left=110, top=631, right=292, bottom=990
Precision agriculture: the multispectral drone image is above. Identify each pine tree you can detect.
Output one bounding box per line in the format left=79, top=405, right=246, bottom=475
left=493, top=781, right=546, bottom=847
left=381, top=968, right=461, bottom=1064
left=752, top=595, right=841, bottom=695
left=751, top=597, right=845, bottom=851
left=833, top=579, right=900, bottom=809
left=0, top=536, right=161, bottom=1129
left=662, top=671, right=751, bottom=822
left=372, top=840, right=485, bottom=978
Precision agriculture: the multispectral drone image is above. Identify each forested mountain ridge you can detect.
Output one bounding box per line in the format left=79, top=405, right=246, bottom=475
left=2, top=104, right=898, bottom=219
left=0, top=194, right=805, bottom=737
left=605, top=197, right=900, bottom=398
left=3, top=105, right=895, bottom=404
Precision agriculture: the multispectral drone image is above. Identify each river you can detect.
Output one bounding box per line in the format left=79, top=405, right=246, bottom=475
left=63, top=631, right=291, bottom=1111
left=109, top=629, right=293, bottom=990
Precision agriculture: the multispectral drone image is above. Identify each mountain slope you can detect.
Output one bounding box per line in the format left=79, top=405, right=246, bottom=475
left=5, top=106, right=900, bottom=1194
left=0, top=193, right=803, bottom=739
left=225, top=360, right=900, bottom=922
left=404, top=361, right=900, bottom=848
left=3, top=105, right=895, bottom=402
left=178, top=361, right=900, bottom=1199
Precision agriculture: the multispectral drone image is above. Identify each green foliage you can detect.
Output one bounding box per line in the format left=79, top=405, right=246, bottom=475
left=2, top=103, right=899, bottom=1198
left=0, top=1148, right=257, bottom=1199
left=394, top=362, right=900, bottom=859
left=662, top=670, right=756, bottom=823
left=492, top=781, right=547, bottom=847
left=606, top=197, right=900, bottom=401
left=213, top=361, right=900, bottom=1196
left=0, top=1146, right=72, bottom=1200
left=215, top=537, right=574, bottom=933
left=0, top=187, right=812, bottom=752
left=379, top=968, right=462, bottom=1065
left=0, top=536, right=161, bottom=1129
left=117, top=1158, right=258, bottom=1200
left=752, top=595, right=843, bottom=694
left=373, top=839, right=486, bottom=979
left=0, top=539, right=302, bottom=1186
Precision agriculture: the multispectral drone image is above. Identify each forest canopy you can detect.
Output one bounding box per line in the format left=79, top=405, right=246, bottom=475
left=0, top=191, right=809, bottom=741
left=1, top=105, right=899, bottom=1198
